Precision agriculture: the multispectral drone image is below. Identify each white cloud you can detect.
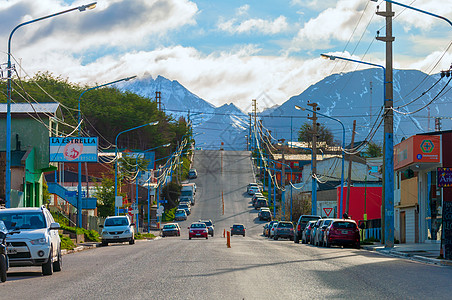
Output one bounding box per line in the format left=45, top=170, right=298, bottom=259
left=218, top=15, right=289, bottom=35
left=236, top=4, right=249, bottom=16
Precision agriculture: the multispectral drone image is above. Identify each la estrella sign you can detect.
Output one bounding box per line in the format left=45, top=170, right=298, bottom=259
left=49, top=137, right=98, bottom=162
left=438, top=168, right=452, bottom=188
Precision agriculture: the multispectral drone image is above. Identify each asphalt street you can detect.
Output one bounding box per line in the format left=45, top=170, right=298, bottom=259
left=2, top=150, right=452, bottom=299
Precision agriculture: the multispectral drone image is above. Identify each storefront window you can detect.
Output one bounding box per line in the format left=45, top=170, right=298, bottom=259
left=427, top=171, right=442, bottom=240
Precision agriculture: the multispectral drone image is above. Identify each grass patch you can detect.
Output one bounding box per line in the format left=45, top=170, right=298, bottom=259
left=135, top=232, right=156, bottom=240
left=60, top=225, right=100, bottom=242
left=162, top=207, right=177, bottom=222
left=60, top=235, right=76, bottom=250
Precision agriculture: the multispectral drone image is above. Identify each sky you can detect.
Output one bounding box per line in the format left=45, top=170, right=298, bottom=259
left=1, top=0, right=451, bottom=112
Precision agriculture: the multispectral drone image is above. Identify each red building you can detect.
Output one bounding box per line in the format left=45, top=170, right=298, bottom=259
left=336, top=186, right=382, bottom=221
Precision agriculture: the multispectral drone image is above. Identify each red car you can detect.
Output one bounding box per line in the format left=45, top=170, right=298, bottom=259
left=324, top=220, right=360, bottom=249
left=188, top=222, right=208, bottom=240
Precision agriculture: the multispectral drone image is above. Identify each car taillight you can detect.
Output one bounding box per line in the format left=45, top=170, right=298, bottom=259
left=297, top=224, right=301, bottom=231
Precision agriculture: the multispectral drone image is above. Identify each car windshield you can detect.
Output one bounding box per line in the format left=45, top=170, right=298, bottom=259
left=278, top=222, right=293, bottom=228
left=0, top=212, right=46, bottom=230
left=233, top=225, right=244, bottom=229
left=333, top=222, right=357, bottom=229
left=175, top=210, right=185, bottom=215
left=164, top=224, right=176, bottom=229
left=179, top=204, right=189, bottom=209
left=323, top=220, right=333, bottom=226
left=191, top=223, right=206, bottom=228
left=105, top=218, right=129, bottom=227
left=202, top=221, right=212, bottom=226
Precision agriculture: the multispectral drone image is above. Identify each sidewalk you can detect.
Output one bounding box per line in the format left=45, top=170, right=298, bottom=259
left=362, top=242, right=452, bottom=267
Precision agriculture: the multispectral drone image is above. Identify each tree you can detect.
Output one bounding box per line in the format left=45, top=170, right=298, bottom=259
left=160, top=182, right=181, bottom=210
left=95, top=175, right=117, bottom=217
left=297, top=122, right=334, bottom=148
left=365, top=141, right=382, bottom=157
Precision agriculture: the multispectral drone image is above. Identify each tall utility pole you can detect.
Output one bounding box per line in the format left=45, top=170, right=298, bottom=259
left=369, top=81, right=373, bottom=124
left=307, top=102, right=318, bottom=215
left=155, top=91, right=161, bottom=111
left=376, top=2, right=395, bottom=247
left=248, top=113, right=252, bottom=151
left=252, top=99, right=257, bottom=146
left=346, top=120, right=356, bottom=215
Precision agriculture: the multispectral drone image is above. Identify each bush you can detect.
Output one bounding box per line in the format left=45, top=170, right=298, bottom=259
left=162, top=207, right=177, bottom=222
left=135, top=232, right=156, bottom=240
left=60, top=235, right=76, bottom=250
left=60, top=225, right=100, bottom=242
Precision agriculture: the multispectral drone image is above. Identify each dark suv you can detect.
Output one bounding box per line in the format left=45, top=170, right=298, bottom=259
left=294, top=215, right=322, bottom=243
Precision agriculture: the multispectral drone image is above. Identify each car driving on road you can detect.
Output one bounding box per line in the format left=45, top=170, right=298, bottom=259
left=162, top=223, right=181, bottom=237
left=188, top=222, right=208, bottom=239
left=199, top=220, right=214, bottom=237
left=174, top=209, right=187, bottom=221
left=230, top=224, right=245, bottom=237
left=273, top=221, right=294, bottom=241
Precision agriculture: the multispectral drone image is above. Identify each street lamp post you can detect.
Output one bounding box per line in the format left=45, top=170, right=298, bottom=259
left=5, top=2, right=96, bottom=208
left=114, top=121, right=159, bottom=216
left=295, top=105, right=346, bottom=218
left=320, top=53, right=392, bottom=245
left=76, top=76, right=136, bottom=228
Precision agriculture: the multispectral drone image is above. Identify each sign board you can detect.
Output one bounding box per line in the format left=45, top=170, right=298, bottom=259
left=131, top=209, right=138, bottom=214
left=323, top=208, right=333, bottom=217
left=438, top=168, right=452, bottom=188
left=159, top=200, right=168, bottom=203
left=128, top=207, right=133, bottom=216
left=443, top=201, right=452, bottom=260
left=132, top=203, right=138, bottom=210
left=394, top=135, right=440, bottom=170
left=49, top=137, right=98, bottom=162
left=115, top=196, right=123, bottom=207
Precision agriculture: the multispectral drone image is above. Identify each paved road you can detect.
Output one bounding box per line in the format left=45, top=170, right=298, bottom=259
left=2, top=150, right=452, bottom=299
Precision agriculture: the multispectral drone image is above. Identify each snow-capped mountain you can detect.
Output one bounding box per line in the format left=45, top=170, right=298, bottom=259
left=195, top=103, right=248, bottom=151
left=116, top=75, right=215, bottom=123
left=261, top=69, right=451, bottom=146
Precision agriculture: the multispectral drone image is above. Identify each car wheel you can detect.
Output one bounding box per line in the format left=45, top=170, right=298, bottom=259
left=206, top=236, right=208, bottom=239
left=243, top=233, right=245, bottom=237
left=274, top=235, right=278, bottom=240
left=294, top=235, right=299, bottom=244
left=212, top=232, right=214, bottom=237
left=189, top=236, right=192, bottom=240
left=355, top=242, right=361, bottom=249
left=0, top=254, right=7, bottom=282
left=129, top=238, right=135, bottom=245
left=53, top=247, right=62, bottom=272
left=42, top=251, right=53, bottom=276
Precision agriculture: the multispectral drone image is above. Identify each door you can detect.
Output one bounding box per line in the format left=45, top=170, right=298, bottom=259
left=400, top=211, right=406, bottom=244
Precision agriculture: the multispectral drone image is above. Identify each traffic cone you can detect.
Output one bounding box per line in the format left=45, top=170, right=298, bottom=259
left=223, top=229, right=225, bottom=238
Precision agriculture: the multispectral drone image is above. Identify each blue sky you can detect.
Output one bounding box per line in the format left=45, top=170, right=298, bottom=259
left=1, top=0, right=451, bottom=111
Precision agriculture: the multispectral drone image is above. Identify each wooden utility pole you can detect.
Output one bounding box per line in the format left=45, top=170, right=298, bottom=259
left=376, top=2, right=395, bottom=247
left=248, top=113, right=252, bottom=151
left=307, top=101, right=318, bottom=215
left=345, top=120, right=356, bottom=215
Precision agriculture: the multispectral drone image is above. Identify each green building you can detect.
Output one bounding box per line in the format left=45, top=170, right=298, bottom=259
left=0, top=103, right=61, bottom=207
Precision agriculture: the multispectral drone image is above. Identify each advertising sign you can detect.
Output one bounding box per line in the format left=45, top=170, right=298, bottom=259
left=394, top=135, right=440, bottom=170
left=438, top=168, right=452, bottom=188
left=49, top=137, right=98, bottom=162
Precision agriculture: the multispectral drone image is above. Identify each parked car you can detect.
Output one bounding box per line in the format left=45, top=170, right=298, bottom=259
left=301, top=221, right=317, bottom=244
left=269, top=221, right=279, bottom=238
left=230, top=224, right=246, bottom=236
left=273, top=221, right=294, bottom=240
left=162, top=223, right=181, bottom=237
left=178, top=203, right=191, bottom=215
left=264, top=221, right=278, bottom=237
left=100, top=216, right=135, bottom=246
left=0, top=206, right=62, bottom=276
left=324, top=220, right=360, bottom=248
left=313, top=219, right=335, bottom=246
left=252, top=193, right=264, bottom=206
left=294, top=215, right=322, bottom=243
left=263, top=223, right=269, bottom=236
left=310, top=219, right=324, bottom=244
left=188, top=222, right=208, bottom=240
left=247, top=183, right=259, bottom=194
left=199, top=219, right=214, bottom=237
left=258, top=208, right=272, bottom=221
left=255, top=199, right=268, bottom=210
left=174, top=209, right=187, bottom=221
left=188, top=168, right=198, bottom=179
left=248, top=185, right=260, bottom=195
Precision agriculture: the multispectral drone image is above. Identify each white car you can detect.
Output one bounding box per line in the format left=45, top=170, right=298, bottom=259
left=247, top=185, right=260, bottom=195
left=0, top=206, right=62, bottom=276
left=100, top=216, right=135, bottom=246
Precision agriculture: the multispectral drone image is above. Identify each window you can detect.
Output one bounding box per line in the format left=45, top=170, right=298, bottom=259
left=0, top=212, right=46, bottom=230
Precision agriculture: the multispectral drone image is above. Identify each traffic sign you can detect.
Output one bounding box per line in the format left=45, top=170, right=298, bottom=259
left=323, top=208, right=333, bottom=217
left=131, top=209, right=138, bottom=214
left=128, top=207, right=133, bottom=216
left=132, top=203, right=138, bottom=210
left=159, top=200, right=167, bottom=203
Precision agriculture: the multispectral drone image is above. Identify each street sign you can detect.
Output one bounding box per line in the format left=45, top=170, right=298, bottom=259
left=115, top=196, right=123, bottom=207
left=128, top=207, right=133, bottom=216
left=131, top=209, right=138, bottom=214
left=156, top=206, right=164, bottom=217
left=159, top=200, right=168, bottom=203
left=323, top=208, right=333, bottom=217
left=132, top=203, right=138, bottom=210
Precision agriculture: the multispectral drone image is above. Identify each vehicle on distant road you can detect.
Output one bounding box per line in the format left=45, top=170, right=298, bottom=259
left=0, top=206, right=62, bottom=276
left=247, top=185, right=260, bottom=195
left=301, top=221, right=317, bottom=244
left=188, top=222, right=208, bottom=240
left=174, top=209, right=187, bottom=221
left=230, top=224, right=246, bottom=237
left=199, top=219, right=214, bottom=237
left=100, top=216, right=135, bottom=246
left=273, top=221, right=294, bottom=241
left=252, top=193, right=264, bottom=206
left=247, top=183, right=259, bottom=194
left=162, top=223, right=181, bottom=237
left=188, top=168, right=198, bottom=179
left=294, top=215, right=322, bottom=243
left=255, top=199, right=268, bottom=210
left=324, top=220, right=360, bottom=249
left=258, top=208, right=272, bottom=221
left=178, top=203, right=191, bottom=215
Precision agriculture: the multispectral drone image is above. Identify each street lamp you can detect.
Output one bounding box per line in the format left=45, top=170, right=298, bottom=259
left=371, top=0, right=452, bottom=27
left=320, top=53, right=393, bottom=245
left=5, top=2, right=97, bottom=208
left=294, top=105, right=346, bottom=218
left=114, top=121, right=159, bottom=216
left=76, top=76, right=136, bottom=228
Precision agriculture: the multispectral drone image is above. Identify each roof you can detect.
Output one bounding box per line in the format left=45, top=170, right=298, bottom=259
left=0, top=207, right=43, bottom=212
left=0, top=102, right=60, bottom=114
left=272, top=154, right=340, bottom=161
